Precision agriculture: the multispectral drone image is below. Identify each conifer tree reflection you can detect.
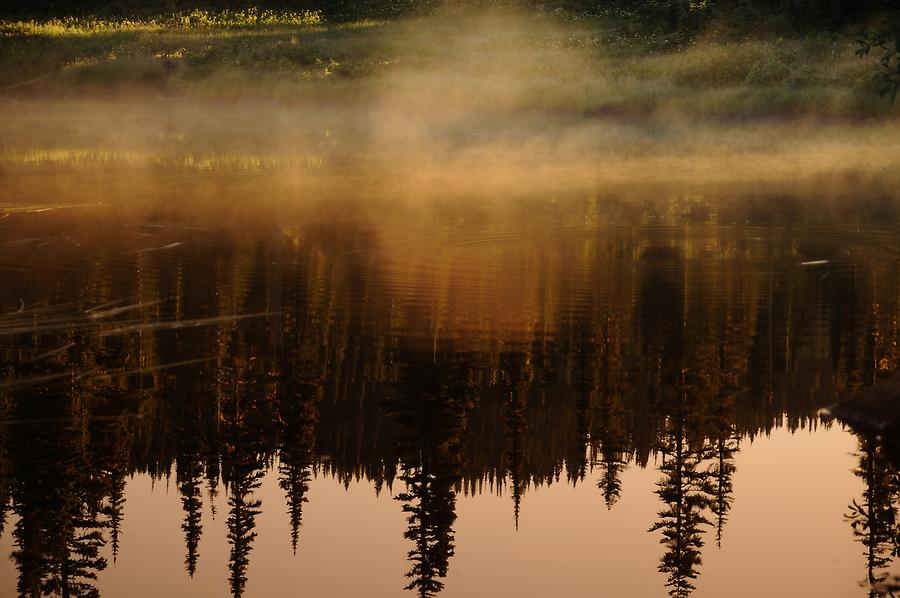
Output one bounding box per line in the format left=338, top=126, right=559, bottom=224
left=69, top=402, right=120, bottom=598
left=570, top=384, right=591, bottom=485
left=108, top=472, right=125, bottom=565
left=9, top=409, right=64, bottom=596
left=845, top=436, right=900, bottom=597
left=595, top=395, right=628, bottom=510
left=708, top=398, right=737, bottom=548
left=276, top=283, right=324, bottom=555
left=277, top=377, right=319, bottom=555
left=221, top=375, right=266, bottom=598
left=172, top=365, right=212, bottom=577
left=708, top=300, right=743, bottom=549
left=639, top=246, right=714, bottom=598
left=8, top=385, right=111, bottom=598
left=95, top=413, right=130, bottom=566
left=568, top=331, right=598, bottom=486
left=388, top=354, right=475, bottom=597
left=63, top=490, right=109, bottom=598
left=177, top=451, right=204, bottom=577
left=205, top=438, right=222, bottom=522
left=649, top=392, right=715, bottom=598
left=0, top=391, right=9, bottom=538
left=593, top=314, right=630, bottom=510
left=500, top=351, right=532, bottom=530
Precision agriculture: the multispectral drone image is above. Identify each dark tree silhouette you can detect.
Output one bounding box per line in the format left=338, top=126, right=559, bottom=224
left=595, top=390, right=630, bottom=511
left=178, top=451, right=204, bottom=577
left=220, top=375, right=267, bottom=598
left=7, top=384, right=113, bottom=598
left=500, top=351, right=532, bottom=530
left=568, top=331, right=598, bottom=486
left=107, top=470, right=125, bottom=565
left=89, top=412, right=131, bottom=567
left=388, top=355, right=475, bottom=597
left=0, top=392, right=9, bottom=538
left=277, top=378, right=319, bottom=555
left=845, top=436, right=900, bottom=597
left=705, top=392, right=738, bottom=549
left=225, top=472, right=263, bottom=598
left=170, top=366, right=213, bottom=577
left=708, top=432, right=736, bottom=549
left=397, top=460, right=459, bottom=598
left=649, top=394, right=715, bottom=598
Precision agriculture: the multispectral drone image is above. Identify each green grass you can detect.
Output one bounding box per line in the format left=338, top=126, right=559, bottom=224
left=0, top=9, right=323, bottom=35
left=0, top=10, right=895, bottom=119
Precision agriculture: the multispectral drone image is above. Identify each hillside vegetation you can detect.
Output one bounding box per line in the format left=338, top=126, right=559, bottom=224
left=1, top=7, right=897, bottom=119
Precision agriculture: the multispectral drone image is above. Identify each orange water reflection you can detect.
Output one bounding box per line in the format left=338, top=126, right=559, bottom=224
left=1, top=179, right=899, bottom=597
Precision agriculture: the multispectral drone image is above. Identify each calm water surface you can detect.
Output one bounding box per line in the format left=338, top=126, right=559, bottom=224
left=1, top=163, right=899, bottom=597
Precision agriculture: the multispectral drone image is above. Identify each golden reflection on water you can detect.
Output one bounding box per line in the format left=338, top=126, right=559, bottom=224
left=1, top=162, right=899, bottom=597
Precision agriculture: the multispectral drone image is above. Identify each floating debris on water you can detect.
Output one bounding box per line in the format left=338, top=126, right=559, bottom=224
left=131, top=241, right=185, bottom=254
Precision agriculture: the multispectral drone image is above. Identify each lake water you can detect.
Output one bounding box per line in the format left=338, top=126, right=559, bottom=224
left=1, top=108, right=899, bottom=597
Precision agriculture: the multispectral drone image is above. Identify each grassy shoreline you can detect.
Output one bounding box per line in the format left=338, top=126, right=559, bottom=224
left=2, top=10, right=897, bottom=202
left=1, top=10, right=896, bottom=120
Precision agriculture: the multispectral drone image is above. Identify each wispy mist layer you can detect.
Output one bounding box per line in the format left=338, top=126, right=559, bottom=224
left=1, top=11, right=898, bottom=217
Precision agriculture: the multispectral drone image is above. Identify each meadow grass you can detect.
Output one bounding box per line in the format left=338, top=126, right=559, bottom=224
left=0, top=9, right=323, bottom=35
left=0, top=10, right=895, bottom=119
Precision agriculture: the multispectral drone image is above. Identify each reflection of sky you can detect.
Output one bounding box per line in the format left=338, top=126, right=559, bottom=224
left=0, top=425, right=869, bottom=597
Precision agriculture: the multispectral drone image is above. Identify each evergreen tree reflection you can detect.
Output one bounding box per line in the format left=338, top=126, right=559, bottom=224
left=96, top=413, right=130, bottom=566
left=569, top=331, right=597, bottom=486
left=388, top=354, right=475, bottom=597
left=8, top=384, right=111, bottom=598
left=592, top=307, right=630, bottom=510
left=172, top=366, right=211, bottom=577
left=708, top=398, right=737, bottom=549
left=595, top=389, right=629, bottom=510
left=277, top=377, right=319, bottom=555
left=0, top=391, right=9, bottom=538
left=640, top=244, right=715, bottom=598
left=500, top=351, right=532, bottom=530
left=649, top=391, right=715, bottom=598
left=845, top=436, right=900, bottom=597
left=221, top=372, right=266, bottom=598
left=178, top=451, right=204, bottom=577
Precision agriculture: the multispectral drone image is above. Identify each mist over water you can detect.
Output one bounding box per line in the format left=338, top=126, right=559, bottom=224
left=2, top=11, right=900, bottom=212
left=2, top=9, right=900, bottom=598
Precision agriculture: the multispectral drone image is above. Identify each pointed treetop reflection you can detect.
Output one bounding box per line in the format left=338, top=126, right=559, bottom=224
left=387, top=353, right=476, bottom=597
left=845, top=435, right=900, bottom=597
left=499, top=351, right=533, bottom=531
